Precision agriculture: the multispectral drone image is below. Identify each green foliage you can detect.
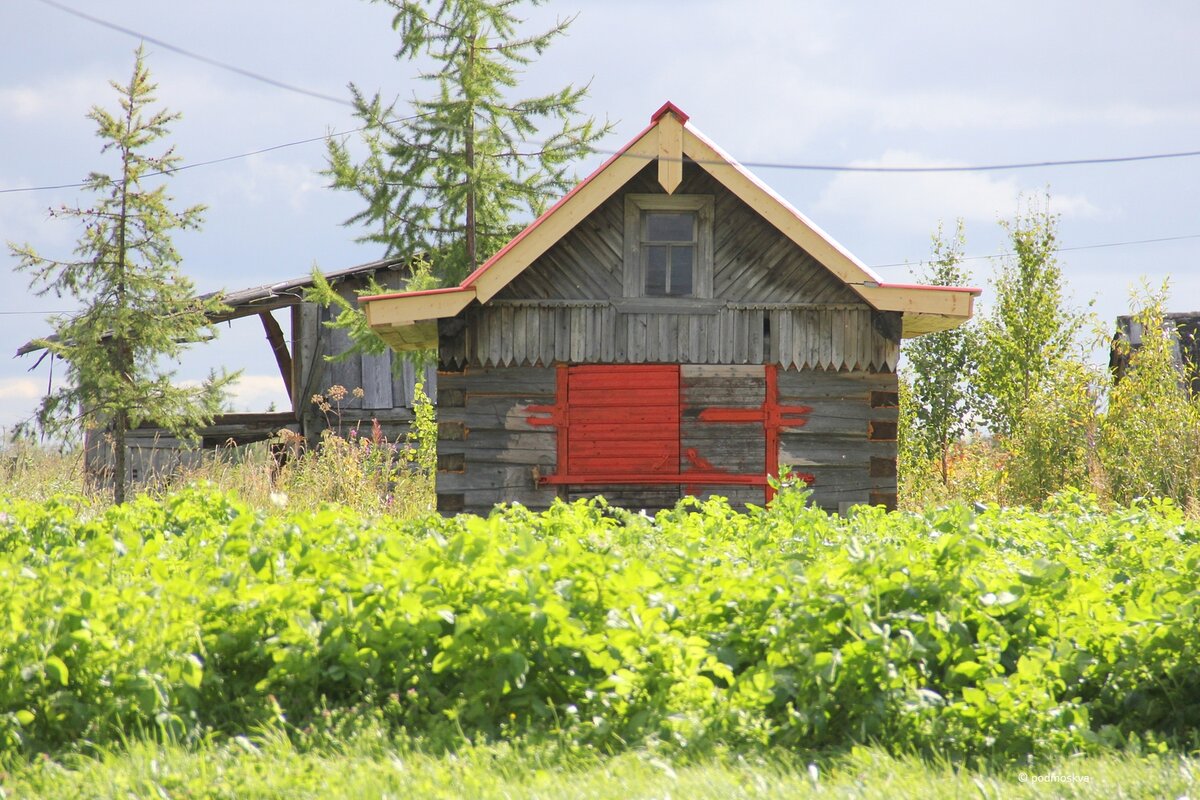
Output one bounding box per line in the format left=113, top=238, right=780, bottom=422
left=325, top=0, right=610, bottom=284
left=302, top=256, right=442, bottom=367
left=3, top=486, right=1200, bottom=764
left=1100, top=283, right=1200, bottom=505
left=975, top=197, right=1085, bottom=438
left=1005, top=359, right=1099, bottom=505
left=901, top=221, right=979, bottom=484
left=9, top=739, right=1200, bottom=800
left=407, top=380, right=437, bottom=475
left=8, top=48, right=234, bottom=503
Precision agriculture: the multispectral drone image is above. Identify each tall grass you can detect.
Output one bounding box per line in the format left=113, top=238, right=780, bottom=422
left=0, top=429, right=434, bottom=517
left=4, top=735, right=1196, bottom=800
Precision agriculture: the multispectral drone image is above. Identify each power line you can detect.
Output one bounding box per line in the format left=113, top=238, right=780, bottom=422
left=730, top=150, right=1200, bottom=173
left=588, top=145, right=1200, bottom=173
left=869, top=233, right=1200, bottom=270
left=37, top=0, right=356, bottom=108
left=0, top=135, right=336, bottom=195
left=4, top=229, right=1200, bottom=317
left=10, top=132, right=1200, bottom=197
left=0, top=117, right=430, bottom=195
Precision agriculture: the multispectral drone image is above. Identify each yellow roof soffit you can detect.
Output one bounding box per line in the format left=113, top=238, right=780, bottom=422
left=362, top=287, right=475, bottom=350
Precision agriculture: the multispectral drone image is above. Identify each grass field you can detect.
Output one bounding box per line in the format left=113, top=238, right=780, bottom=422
left=4, top=736, right=1197, bottom=799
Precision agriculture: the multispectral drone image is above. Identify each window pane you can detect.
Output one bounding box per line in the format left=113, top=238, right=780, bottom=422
left=669, top=246, right=694, bottom=295
left=645, top=212, right=695, bottom=242
left=644, top=245, right=668, bottom=296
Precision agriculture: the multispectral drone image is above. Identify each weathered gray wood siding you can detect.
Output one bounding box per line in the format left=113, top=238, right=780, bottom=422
left=445, top=161, right=899, bottom=371
left=295, top=291, right=437, bottom=444
left=777, top=368, right=898, bottom=512
left=678, top=365, right=765, bottom=508
left=433, top=359, right=897, bottom=515
left=449, top=302, right=897, bottom=371
left=434, top=364, right=562, bottom=516
left=496, top=161, right=859, bottom=305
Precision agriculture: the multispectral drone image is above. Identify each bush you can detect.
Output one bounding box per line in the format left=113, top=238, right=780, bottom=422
left=1100, top=287, right=1200, bottom=506
left=2, top=485, right=1200, bottom=763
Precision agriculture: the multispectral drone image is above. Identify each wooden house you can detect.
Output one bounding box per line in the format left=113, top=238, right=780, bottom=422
left=359, top=103, right=980, bottom=515
left=17, top=258, right=436, bottom=488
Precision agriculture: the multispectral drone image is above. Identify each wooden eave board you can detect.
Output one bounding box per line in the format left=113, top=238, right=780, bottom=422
left=362, top=287, right=476, bottom=330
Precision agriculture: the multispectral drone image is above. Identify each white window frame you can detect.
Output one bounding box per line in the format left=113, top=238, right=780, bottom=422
left=623, top=194, right=714, bottom=299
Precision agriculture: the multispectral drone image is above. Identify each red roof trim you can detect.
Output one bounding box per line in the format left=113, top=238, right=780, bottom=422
left=357, top=103, right=981, bottom=315
left=651, top=101, right=689, bottom=124
left=456, top=119, right=659, bottom=289
left=358, top=285, right=474, bottom=303
left=356, top=116, right=661, bottom=307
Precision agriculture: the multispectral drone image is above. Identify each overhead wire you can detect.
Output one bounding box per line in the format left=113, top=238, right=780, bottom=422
left=867, top=233, right=1200, bottom=270
left=7, top=128, right=1200, bottom=196
left=9, top=5, right=1200, bottom=282
left=36, top=0, right=356, bottom=108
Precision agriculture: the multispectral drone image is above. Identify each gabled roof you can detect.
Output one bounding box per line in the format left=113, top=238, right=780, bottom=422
left=359, top=102, right=980, bottom=350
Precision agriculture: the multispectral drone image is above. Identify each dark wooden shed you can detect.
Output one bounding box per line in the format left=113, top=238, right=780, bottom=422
left=1111, top=312, right=1200, bottom=395
left=18, top=258, right=436, bottom=488
left=359, top=103, right=979, bottom=515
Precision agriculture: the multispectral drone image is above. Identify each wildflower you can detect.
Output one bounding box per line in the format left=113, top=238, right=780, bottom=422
left=311, top=393, right=324, bottom=406
left=352, top=386, right=365, bottom=399
left=327, top=384, right=347, bottom=402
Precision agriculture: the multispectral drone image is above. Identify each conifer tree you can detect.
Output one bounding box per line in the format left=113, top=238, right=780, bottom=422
left=10, top=47, right=233, bottom=503
left=325, top=0, right=609, bottom=286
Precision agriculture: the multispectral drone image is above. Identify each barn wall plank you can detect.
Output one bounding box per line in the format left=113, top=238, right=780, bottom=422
left=435, top=365, right=560, bottom=514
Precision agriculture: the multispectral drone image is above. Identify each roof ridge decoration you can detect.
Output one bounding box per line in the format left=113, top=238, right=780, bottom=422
left=360, top=103, right=980, bottom=349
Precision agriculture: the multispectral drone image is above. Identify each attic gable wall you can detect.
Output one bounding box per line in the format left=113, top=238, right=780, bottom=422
left=496, top=161, right=861, bottom=305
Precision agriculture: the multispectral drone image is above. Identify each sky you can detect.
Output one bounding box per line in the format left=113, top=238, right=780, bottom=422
left=3, top=0, right=1200, bottom=431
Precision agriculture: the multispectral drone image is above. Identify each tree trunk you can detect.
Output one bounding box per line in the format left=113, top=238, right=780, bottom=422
left=113, top=410, right=127, bottom=505
left=464, top=35, right=477, bottom=272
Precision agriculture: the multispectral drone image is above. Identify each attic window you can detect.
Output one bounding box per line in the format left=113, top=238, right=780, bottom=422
left=623, top=194, right=713, bottom=299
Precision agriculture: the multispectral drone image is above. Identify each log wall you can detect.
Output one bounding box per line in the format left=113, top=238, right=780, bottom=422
left=434, top=365, right=562, bottom=516
left=434, top=359, right=897, bottom=515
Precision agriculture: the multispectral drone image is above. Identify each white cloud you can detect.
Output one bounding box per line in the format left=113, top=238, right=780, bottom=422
left=815, top=150, right=1100, bottom=232
left=0, top=378, right=44, bottom=429
left=0, top=377, right=43, bottom=401
left=866, top=92, right=1200, bottom=133
left=220, top=155, right=322, bottom=212
left=178, top=373, right=288, bottom=412
left=0, top=74, right=107, bottom=122
left=225, top=373, right=290, bottom=412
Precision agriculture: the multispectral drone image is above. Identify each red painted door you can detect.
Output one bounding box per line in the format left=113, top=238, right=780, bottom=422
left=565, top=365, right=680, bottom=476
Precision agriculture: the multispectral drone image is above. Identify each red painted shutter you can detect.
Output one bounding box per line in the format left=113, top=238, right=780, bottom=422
left=566, top=365, right=680, bottom=476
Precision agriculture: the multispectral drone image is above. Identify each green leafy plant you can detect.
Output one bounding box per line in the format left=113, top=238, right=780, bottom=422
left=1100, top=282, right=1200, bottom=505
left=3, top=483, right=1200, bottom=764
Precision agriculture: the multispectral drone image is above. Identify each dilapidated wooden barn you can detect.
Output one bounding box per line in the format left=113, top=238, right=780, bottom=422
left=1111, top=312, right=1200, bottom=395
left=17, top=258, right=435, bottom=487
left=360, top=103, right=979, bottom=515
